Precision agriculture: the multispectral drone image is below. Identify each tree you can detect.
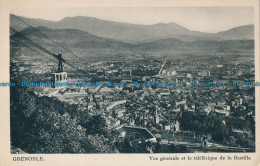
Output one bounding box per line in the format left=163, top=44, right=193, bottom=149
left=85, top=134, right=115, bottom=153
left=83, top=115, right=107, bottom=136
left=10, top=63, right=115, bottom=153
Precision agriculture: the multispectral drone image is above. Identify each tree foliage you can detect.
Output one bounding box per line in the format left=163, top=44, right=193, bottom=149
left=10, top=62, right=115, bottom=153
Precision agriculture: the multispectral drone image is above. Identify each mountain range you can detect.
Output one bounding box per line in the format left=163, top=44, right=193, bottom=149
left=10, top=26, right=254, bottom=56
left=10, top=14, right=254, bottom=44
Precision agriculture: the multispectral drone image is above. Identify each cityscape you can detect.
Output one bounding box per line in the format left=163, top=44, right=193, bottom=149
left=9, top=8, right=255, bottom=153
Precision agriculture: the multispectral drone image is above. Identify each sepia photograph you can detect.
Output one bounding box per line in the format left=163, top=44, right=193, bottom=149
left=0, top=0, right=259, bottom=165
left=9, top=6, right=256, bottom=154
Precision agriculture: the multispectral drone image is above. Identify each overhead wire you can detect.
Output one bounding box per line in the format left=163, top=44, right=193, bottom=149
left=10, top=27, right=59, bottom=60
left=10, top=33, right=57, bottom=63
left=11, top=15, right=161, bottom=76
left=10, top=27, right=88, bottom=75
left=12, top=14, right=88, bottom=65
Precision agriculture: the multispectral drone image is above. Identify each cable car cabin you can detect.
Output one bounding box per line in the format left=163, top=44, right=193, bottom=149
left=51, top=72, right=67, bottom=88
left=51, top=54, right=67, bottom=88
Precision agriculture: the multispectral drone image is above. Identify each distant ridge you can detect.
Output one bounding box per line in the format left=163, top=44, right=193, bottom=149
left=10, top=26, right=253, bottom=55
left=10, top=14, right=254, bottom=44
left=216, top=25, right=254, bottom=40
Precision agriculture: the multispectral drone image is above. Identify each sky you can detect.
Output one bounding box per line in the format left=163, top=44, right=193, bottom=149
left=11, top=7, right=254, bottom=33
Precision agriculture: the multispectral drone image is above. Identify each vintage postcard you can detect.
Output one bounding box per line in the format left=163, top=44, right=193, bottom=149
left=0, top=0, right=259, bottom=166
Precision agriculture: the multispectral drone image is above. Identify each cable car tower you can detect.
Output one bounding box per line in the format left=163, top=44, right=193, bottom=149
left=51, top=54, right=67, bottom=88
